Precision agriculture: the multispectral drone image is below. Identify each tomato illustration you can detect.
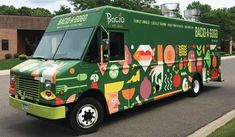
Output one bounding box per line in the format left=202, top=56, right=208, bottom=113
left=173, top=74, right=181, bottom=88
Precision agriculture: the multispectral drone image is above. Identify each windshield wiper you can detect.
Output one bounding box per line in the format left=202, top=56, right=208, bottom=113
left=29, top=57, right=47, bottom=60
left=54, top=57, right=79, bottom=60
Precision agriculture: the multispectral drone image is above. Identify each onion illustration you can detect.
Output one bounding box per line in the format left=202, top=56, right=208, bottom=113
left=140, top=77, right=151, bottom=100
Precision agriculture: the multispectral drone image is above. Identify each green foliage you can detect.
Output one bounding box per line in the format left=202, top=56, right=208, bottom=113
left=13, top=53, right=19, bottom=58
left=187, top=1, right=212, bottom=15
left=0, top=5, right=19, bottom=15
left=0, top=5, right=52, bottom=16
left=200, top=8, right=235, bottom=39
left=18, top=6, right=33, bottom=16
left=19, top=54, right=28, bottom=60
left=187, top=1, right=235, bottom=40
left=68, top=0, right=162, bottom=15
left=54, top=5, right=71, bottom=15
left=31, top=8, right=52, bottom=16
left=5, top=53, right=12, bottom=59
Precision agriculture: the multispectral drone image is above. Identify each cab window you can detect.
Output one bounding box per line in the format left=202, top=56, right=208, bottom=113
left=84, top=30, right=99, bottom=63
left=109, top=32, right=124, bottom=60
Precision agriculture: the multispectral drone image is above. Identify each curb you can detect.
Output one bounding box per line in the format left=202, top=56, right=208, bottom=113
left=0, top=70, right=10, bottom=76
left=221, top=55, right=235, bottom=60
left=187, top=109, right=235, bottom=137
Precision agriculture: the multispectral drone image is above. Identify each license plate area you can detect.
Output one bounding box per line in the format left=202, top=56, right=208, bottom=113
left=21, top=103, right=29, bottom=111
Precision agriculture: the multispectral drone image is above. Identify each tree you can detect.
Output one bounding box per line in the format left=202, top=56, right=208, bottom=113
left=31, top=8, right=52, bottom=16
left=54, top=5, right=71, bottom=15
left=0, top=5, right=19, bottom=15
left=201, top=8, right=235, bottom=40
left=68, top=0, right=161, bottom=15
left=187, top=1, right=212, bottom=15
left=18, top=6, right=32, bottom=16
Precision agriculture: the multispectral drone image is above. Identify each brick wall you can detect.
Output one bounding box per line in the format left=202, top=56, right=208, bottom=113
left=0, top=29, right=17, bottom=59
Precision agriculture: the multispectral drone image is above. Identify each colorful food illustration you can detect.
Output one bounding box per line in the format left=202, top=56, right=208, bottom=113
left=104, top=81, right=124, bottom=100
left=140, top=77, right=151, bottom=100
left=164, top=45, right=175, bottom=67
left=211, top=70, right=218, bottom=80
left=188, top=50, right=196, bottom=72
left=205, top=50, right=211, bottom=68
left=149, top=44, right=164, bottom=92
left=196, top=45, right=202, bottom=56
left=182, top=78, right=189, bottom=92
left=197, top=58, right=203, bottom=72
left=109, top=64, right=119, bottom=79
left=122, top=88, right=135, bottom=108
left=56, top=97, right=64, bottom=105
left=119, top=45, right=132, bottom=74
left=77, top=73, right=87, bottom=81
left=107, top=92, right=120, bottom=114
left=164, top=73, right=173, bottom=91
left=41, top=90, right=56, bottom=101
left=66, top=94, right=76, bottom=103
left=134, top=45, right=155, bottom=71
left=173, top=74, right=181, bottom=88
left=212, top=56, right=217, bottom=68
left=97, top=63, right=108, bottom=75
left=179, top=45, right=187, bottom=56
left=127, top=70, right=140, bottom=83
left=135, top=95, right=142, bottom=105
left=90, top=74, right=99, bottom=89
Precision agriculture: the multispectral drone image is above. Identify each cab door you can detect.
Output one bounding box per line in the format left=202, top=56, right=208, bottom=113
left=100, top=30, right=133, bottom=113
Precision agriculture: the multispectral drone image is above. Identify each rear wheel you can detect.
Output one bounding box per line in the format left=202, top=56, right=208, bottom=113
left=69, top=97, right=104, bottom=135
left=188, top=76, right=202, bottom=97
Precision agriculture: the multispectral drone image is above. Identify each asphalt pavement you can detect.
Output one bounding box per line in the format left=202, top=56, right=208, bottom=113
left=0, top=58, right=235, bottom=137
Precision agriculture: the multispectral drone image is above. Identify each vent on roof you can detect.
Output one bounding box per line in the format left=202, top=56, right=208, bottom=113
left=184, top=9, right=200, bottom=21
left=160, top=3, right=180, bottom=18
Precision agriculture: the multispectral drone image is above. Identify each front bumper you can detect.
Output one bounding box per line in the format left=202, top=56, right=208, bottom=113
left=9, top=96, right=66, bottom=120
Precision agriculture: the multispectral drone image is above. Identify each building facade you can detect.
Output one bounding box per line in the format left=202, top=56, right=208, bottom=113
left=0, top=15, right=51, bottom=59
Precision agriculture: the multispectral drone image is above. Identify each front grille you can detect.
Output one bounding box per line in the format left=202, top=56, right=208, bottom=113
left=16, top=77, right=40, bottom=101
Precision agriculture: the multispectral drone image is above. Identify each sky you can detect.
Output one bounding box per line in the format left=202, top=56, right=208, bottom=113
left=0, top=0, right=234, bottom=13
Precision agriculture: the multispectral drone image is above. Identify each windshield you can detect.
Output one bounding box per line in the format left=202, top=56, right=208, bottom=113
left=33, top=28, right=94, bottom=59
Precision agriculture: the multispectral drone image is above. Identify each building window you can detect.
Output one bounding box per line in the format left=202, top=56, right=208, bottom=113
left=110, top=32, right=124, bottom=60
left=2, top=40, right=9, bottom=51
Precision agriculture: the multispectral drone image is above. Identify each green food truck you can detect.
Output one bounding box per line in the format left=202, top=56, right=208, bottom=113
left=9, top=6, right=222, bottom=134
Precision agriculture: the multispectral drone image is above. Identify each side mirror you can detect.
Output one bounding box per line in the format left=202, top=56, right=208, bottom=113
left=102, top=39, right=109, bottom=62
left=100, top=25, right=110, bottom=63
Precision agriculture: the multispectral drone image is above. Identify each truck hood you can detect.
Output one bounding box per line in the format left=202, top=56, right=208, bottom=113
left=11, top=59, right=79, bottom=83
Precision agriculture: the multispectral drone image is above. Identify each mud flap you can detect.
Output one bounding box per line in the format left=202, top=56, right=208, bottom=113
left=211, top=54, right=223, bottom=82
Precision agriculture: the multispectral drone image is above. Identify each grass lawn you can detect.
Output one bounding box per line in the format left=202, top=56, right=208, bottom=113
left=207, top=117, right=235, bottom=137
left=0, top=59, right=23, bottom=70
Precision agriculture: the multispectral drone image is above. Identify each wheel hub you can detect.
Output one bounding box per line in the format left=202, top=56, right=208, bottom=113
left=193, top=80, right=200, bottom=94
left=76, top=104, right=98, bottom=129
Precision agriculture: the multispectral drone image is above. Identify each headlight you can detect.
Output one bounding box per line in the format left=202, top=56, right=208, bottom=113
left=10, top=75, right=16, bottom=82
left=44, top=80, right=52, bottom=90
left=10, top=75, right=16, bottom=88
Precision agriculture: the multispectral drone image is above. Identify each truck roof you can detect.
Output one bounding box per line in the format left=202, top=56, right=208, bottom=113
left=46, top=5, right=219, bottom=32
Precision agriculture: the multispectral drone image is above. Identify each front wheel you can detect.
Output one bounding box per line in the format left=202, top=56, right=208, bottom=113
left=188, top=76, right=202, bottom=97
left=69, top=97, right=104, bottom=135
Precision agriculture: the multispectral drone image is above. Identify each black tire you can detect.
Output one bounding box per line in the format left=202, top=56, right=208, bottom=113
left=188, top=76, right=202, bottom=97
left=69, top=97, right=104, bottom=135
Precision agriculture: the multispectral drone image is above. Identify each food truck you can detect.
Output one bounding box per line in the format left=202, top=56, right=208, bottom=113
left=9, top=6, right=222, bottom=134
